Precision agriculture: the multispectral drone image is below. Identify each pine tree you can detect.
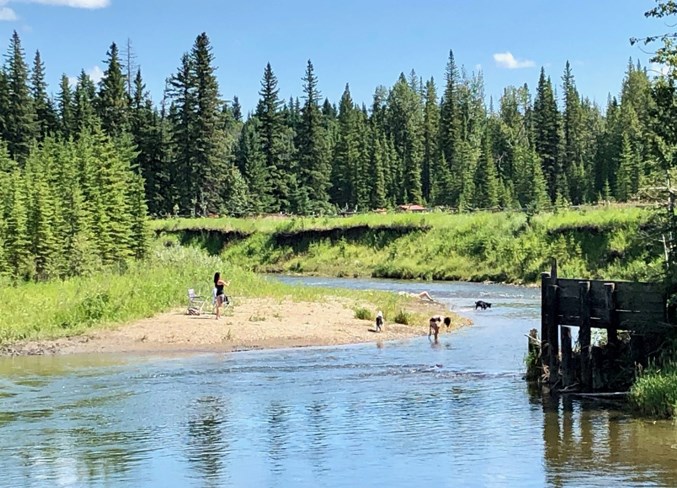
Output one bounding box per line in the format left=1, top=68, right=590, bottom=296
left=236, top=117, right=270, bottom=213
left=98, top=42, right=129, bottom=136
left=167, top=53, right=196, bottom=214
left=296, top=60, right=332, bottom=213
left=369, top=131, right=388, bottom=209
left=4, top=31, right=36, bottom=163
left=561, top=61, right=588, bottom=204
left=31, top=50, right=58, bottom=141
left=57, top=74, right=74, bottom=139
left=422, top=78, right=440, bottom=202
left=3, top=171, right=32, bottom=280
left=256, top=63, right=290, bottom=212
left=473, top=126, right=499, bottom=208
left=232, top=95, right=242, bottom=122
left=387, top=73, right=423, bottom=204
left=533, top=68, right=562, bottom=202
left=332, top=83, right=360, bottom=207
left=191, top=32, right=228, bottom=215
left=74, top=71, right=100, bottom=134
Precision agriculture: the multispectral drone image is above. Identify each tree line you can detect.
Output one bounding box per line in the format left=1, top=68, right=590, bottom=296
left=0, top=29, right=672, bottom=280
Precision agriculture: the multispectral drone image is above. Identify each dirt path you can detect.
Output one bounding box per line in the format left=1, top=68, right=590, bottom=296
left=1, top=297, right=468, bottom=356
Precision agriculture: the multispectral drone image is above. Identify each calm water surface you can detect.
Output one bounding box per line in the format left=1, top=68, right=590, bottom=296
left=1, top=277, right=676, bottom=487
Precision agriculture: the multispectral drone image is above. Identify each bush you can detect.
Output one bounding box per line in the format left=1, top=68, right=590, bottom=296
left=393, top=309, right=411, bottom=325
left=354, top=307, right=373, bottom=320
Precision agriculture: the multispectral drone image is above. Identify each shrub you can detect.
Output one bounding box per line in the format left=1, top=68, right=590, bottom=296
left=354, top=307, right=373, bottom=320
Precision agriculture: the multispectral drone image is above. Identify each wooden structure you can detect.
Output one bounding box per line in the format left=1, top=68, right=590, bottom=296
left=540, top=260, right=668, bottom=391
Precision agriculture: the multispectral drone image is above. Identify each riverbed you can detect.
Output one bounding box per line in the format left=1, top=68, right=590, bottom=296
left=1, top=277, right=676, bottom=487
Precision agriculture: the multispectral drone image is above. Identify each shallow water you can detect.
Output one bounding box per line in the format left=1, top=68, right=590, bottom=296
left=1, top=277, right=676, bottom=487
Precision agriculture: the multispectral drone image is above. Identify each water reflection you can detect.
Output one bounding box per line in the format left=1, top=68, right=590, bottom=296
left=541, top=394, right=677, bottom=487
left=266, top=402, right=291, bottom=475
left=3, top=277, right=677, bottom=487
left=185, top=396, right=231, bottom=486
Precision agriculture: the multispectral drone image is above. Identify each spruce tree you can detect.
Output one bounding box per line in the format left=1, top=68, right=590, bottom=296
left=191, top=32, right=227, bottom=215
left=296, top=60, right=332, bottom=213
left=31, top=50, right=58, bottom=141
left=473, top=126, right=499, bottom=208
left=74, top=71, right=100, bottom=134
left=98, top=42, right=129, bottom=136
left=387, top=73, right=423, bottom=204
left=236, top=117, right=270, bottom=213
left=256, top=63, right=290, bottom=211
left=57, top=74, right=74, bottom=139
left=4, top=31, right=36, bottom=163
left=332, top=83, right=360, bottom=207
left=422, top=78, right=440, bottom=202
left=533, top=68, right=562, bottom=202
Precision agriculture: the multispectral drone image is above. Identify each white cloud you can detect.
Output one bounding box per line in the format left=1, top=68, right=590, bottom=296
left=20, top=0, right=109, bottom=8
left=0, top=0, right=108, bottom=20
left=68, top=65, right=104, bottom=88
left=493, top=52, right=536, bottom=69
left=0, top=6, right=17, bottom=20
left=87, top=65, right=104, bottom=83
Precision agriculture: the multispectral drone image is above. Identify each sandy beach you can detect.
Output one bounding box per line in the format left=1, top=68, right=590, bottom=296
left=1, top=297, right=469, bottom=356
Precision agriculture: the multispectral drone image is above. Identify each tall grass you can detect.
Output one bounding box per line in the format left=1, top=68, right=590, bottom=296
left=630, top=363, right=677, bottom=418
left=160, top=206, right=658, bottom=284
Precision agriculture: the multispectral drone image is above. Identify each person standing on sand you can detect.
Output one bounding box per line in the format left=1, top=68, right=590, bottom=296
left=213, top=272, right=230, bottom=320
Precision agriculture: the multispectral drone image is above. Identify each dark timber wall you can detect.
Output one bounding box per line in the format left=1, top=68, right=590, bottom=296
left=539, top=260, right=668, bottom=392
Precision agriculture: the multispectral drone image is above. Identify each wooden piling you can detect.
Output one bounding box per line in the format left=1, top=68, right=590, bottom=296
left=560, top=327, right=573, bottom=388
left=540, top=272, right=551, bottom=369
left=604, top=283, right=618, bottom=347
left=579, top=281, right=592, bottom=392
left=547, top=284, right=560, bottom=385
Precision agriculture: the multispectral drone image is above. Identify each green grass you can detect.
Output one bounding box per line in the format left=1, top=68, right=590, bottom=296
left=154, top=206, right=659, bottom=284
left=630, top=362, right=677, bottom=418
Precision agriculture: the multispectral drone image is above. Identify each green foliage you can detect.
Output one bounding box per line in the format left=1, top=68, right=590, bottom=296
left=354, top=307, right=373, bottom=320
left=393, top=309, right=412, bottom=325
left=630, top=360, right=677, bottom=418
left=159, top=206, right=656, bottom=284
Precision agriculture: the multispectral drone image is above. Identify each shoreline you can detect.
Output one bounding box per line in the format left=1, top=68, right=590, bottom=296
left=0, top=296, right=469, bottom=357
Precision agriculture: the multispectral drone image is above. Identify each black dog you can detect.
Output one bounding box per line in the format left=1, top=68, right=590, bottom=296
left=475, top=300, right=492, bottom=310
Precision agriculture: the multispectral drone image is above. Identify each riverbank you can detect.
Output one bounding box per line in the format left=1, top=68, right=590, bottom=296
left=153, top=205, right=659, bottom=285
left=0, top=296, right=467, bottom=356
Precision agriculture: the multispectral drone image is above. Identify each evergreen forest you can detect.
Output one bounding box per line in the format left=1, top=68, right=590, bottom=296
left=0, top=28, right=674, bottom=283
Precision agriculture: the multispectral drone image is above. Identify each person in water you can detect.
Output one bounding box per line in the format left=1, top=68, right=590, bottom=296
left=428, top=315, right=452, bottom=342
left=213, top=272, right=230, bottom=319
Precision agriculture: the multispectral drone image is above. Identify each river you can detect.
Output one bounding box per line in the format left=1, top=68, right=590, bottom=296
left=1, top=277, right=676, bottom=487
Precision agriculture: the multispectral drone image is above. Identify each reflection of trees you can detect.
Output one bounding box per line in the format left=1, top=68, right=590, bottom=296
left=266, top=402, right=290, bottom=474
left=541, top=395, right=677, bottom=486
left=185, top=395, right=230, bottom=487
left=7, top=426, right=151, bottom=485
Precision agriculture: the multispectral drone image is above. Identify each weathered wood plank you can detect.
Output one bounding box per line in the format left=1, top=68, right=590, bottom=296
left=579, top=281, right=592, bottom=392
left=541, top=272, right=550, bottom=369
left=605, top=283, right=618, bottom=346
left=561, top=326, right=574, bottom=388
left=547, top=284, right=559, bottom=385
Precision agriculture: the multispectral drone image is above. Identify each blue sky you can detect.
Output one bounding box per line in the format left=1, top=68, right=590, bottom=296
left=0, top=0, right=666, bottom=113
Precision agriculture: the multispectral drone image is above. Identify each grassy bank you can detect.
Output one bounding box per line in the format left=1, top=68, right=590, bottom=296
left=0, top=241, right=450, bottom=347
left=153, top=206, right=660, bottom=284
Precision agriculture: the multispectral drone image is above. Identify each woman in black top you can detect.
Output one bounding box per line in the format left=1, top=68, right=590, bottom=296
left=213, top=272, right=230, bottom=319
